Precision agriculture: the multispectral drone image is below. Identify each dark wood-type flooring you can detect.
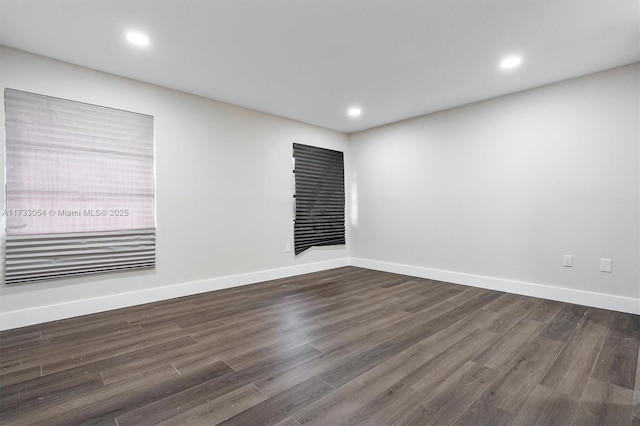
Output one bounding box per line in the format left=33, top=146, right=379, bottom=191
left=1, top=267, right=639, bottom=425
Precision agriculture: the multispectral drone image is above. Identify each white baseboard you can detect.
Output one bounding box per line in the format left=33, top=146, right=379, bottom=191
left=0, top=258, right=350, bottom=331
left=350, top=258, right=640, bottom=315
left=3, top=256, right=637, bottom=331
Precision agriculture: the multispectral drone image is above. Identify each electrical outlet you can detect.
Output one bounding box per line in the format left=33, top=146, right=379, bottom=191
left=600, top=258, right=612, bottom=273
left=563, top=255, right=573, bottom=267
left=285, top=243, right=291, bottom=253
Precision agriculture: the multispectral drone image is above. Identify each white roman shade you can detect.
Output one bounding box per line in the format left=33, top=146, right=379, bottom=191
left=4, top=89, right=155, bottom=284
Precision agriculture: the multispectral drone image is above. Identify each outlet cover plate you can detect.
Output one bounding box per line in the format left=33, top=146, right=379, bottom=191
left=600, top=258, right=612, bottom=273
left=563, top=255, right=573, bottom=267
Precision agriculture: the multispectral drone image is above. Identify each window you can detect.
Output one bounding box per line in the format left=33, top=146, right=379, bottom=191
left=293, top=143, right=345, bottom=255
left=4, top=89, right=155, bottom=284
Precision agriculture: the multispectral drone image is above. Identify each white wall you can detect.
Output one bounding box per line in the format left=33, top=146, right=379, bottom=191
left=350, top=64, right=640, bottom=313
left=0, top=46, right=350, bottom=329
left=1, top=47, right=638, bottom=330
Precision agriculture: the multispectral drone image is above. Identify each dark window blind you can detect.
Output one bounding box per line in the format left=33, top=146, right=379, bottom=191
left=4, top=89, right=155, bottom=285
left=293, top=143, right=345, bottom=255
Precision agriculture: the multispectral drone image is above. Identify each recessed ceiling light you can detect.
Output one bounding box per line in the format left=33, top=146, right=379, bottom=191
left=348, top=107, right=362, bottom=118
left=126, top=31, right=150, bottom=47
left=500, top=56, right=522, bottom=70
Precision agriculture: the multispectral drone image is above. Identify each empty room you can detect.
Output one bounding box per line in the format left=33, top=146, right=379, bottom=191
left=0, top=0, right=639, bottom=425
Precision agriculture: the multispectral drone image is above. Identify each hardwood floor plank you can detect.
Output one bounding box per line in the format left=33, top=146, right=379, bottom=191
left=308, top=323, right=392, bottom=354
left=415, top=308, right=502, bottom=356
left=473, top=318, right=545, bottom=370
left=170, top=345, right=228, bottom=376
left=396, top=287, right=461, bottom=314
left=219, top=297, right=328, bottom=327
left=384, top=289, right=502, bottom=337
left=196, top=314, right=344, bottom=357
left=400, top=329, right=499, bottom=393
left=347, top=307, right=410, bottom=331
left=426, top=290, right=504, bottom=330
left=254, top=329, right=396, bottom=397
left=0, top=364, right=41, bottom=387
left=381, top=301, right=457, bottom=334
left=380, top=276, right=418, bottom=288
left=453, top=398, right=515, bottom=426
left=576, top=307, right=614, bottom=336
left=337, top=381, right=425, bottom=426
left=115, top=344, right=321, bottom=425
left=480, top=304, right=537, bottom=335
left=43, top=335, right=198, bottom=383
left=29, top=360, right=235, bottom=425
left=526, top=299, right=564, bottom=323
left=475, top=335, right=564, bottom=415
left=439, top=286, right=492, bottom=305
left=126, top=304, right=204, bottom=329
left=0, top=365, right=104, bottom=418
left=215, top=319, right=353, bottom=363
left=100, top=340, right=220, bottom=385
left=1, top=323, right=145, bottom=368
left=482, top=293, right=538, bottom=315
left=293, top=343, right=444, bottom=425
left=0, top=267, right=634, bottom=425
left=511, top=385, right=580, bottom=426
left=0, top=329, right=41, bottom=345
left=156, top=384, right=268, bottom=425
left=609, top=312, right=640, bottom=342
left=37, top=317, right=131, bottom=340
left=111, top=364, right=179, bottom=389
left=2, top=364, right=181, bottom=425
left=191, top=316, right=275, bottom=343
left=317, top=324, right=437, bottom=388
left=294, top=381, right=424, bottom=426
left=395, top=361, right=499, bottom=426
left=571, top=378, right=633, bottom=426
left=218, top=376, right=332, bottom=426
left=480, top=293, right=541, bottom=334
left=42, top=325, right=188, bottom=375
left=591, top=331, right=639, bottom=390
left=273, top=416, right=301, bottom=426
left=0, top=330, right=42, bottom=356
left=540, top=326, right=607, bottom=397
left=541, top=304, right=586, bottom=343
left=97, top=419, right=118, bottom=426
